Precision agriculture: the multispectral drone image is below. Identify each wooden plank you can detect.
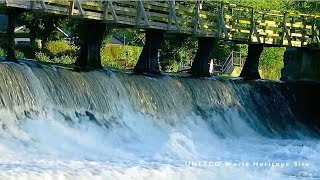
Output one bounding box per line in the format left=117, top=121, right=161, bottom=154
left=199, top=10, right=220, bottom=18
left=143, top=4, right=168, bottom=14
left=231, top=24, right=251, bottom=31
left=114, top=5, right=136, bottom=15
left=136, top=1, right=149, bottom=27
left=174, top=3, right=195, bottom=14
left=231, top=16, right=251, bottom=22
left=5, top=1, right=31, bottom=9
left=108, top=1, right=118, bottom=22
left=69, top=1, right=74, bottom=15
left=281, top=13, right=292, bottom=46
left=75, top=0, right=84, bottom=16
left=250, top=9, right=261, bottom=43
left=40, top=0, right=46, bottom=10
left=110, top=16, right=136, bottom=25
left=219, top=3, right=229, bottom=39
left=168, top=0, right=181, bottom=32
left=291, top=32, right=303, bottom=37
left=193, top=1, right=206, bottom=34
left=148, top=1, right=169, bottom=9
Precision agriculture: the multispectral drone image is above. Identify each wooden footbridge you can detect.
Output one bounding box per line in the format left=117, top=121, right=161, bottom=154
left=0, top=0, right=319, bottom=78
left=3, top=0, right=320, bottom=47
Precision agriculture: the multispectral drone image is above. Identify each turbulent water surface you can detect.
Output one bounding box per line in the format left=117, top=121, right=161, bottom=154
left=0, top=62, right=318, bottom=179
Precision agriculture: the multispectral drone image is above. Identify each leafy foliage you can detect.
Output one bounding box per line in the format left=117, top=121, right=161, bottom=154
left=160, top=37, right=197, bottom=72
left=223, top=0, right=289, bottom=11
left=17, top=12, right=66, bottom=44
left=44, top=40, right=78, bottom=57
left=35, top=52, right=50, bottom=62
left=0, top=48, right=5, bottom=57
left=259, top=48, right=285, bottom=80
left=101, top=45, right=142, bottom=69
left=212, top=41, right=239, bottom=62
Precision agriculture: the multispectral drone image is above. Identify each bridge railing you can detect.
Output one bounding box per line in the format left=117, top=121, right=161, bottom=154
left=2, top=0, right=320, bottom=48
left=221, top=51, right=243, bottom=74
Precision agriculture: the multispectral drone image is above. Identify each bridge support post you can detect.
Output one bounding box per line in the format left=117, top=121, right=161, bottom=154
left=75, top=21, right=107, bottom=69
left=240, top=44, right=263, bottom=79
left=134, top=30, right=165, bottom=74
left=281, top=48, right=320, bottom=81
left=189, top=37, right=215, bottom=77
left=4, top=11, right=18, bottom=62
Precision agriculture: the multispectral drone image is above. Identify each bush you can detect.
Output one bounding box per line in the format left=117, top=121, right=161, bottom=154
left=160, top=38, right=197, bottom=72
left=101, top=45, right=142, bottom=69
left=15, top=50, right=25, bottom=59
left=0, top=48, right=25, bottom=59
left=51, top=55, right=76, bottom=64
left=259, top=47, right=285, bottom=80
left=44, top=40, right=78, bottom=57
left=0, top=48, right=5, bottom=57
left=35, top=52, right=50, bottom=62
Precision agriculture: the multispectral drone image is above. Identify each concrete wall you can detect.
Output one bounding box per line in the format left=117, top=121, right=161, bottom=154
left=281, top=48, right=320, bottom=81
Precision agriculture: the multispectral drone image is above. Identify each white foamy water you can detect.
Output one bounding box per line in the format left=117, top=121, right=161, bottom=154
left=0, top=62, right=318, bottom=180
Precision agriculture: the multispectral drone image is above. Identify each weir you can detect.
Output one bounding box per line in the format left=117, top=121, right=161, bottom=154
left=0, top=1, right=319, bottom=178
left=0, top=62, right=318, bottom=178
left=0, top=62, right=318, bottom=134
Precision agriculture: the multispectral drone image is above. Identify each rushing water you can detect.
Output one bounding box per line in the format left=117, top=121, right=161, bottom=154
left=0, top=62, right=318, bottom=179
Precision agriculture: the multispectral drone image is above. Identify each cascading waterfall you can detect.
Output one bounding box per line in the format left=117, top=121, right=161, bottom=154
left=0, top=61, right=318, bottom=179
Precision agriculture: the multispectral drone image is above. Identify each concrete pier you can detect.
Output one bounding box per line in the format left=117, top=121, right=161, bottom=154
left=240, top=44, right=264, bottom=79
left=75, top=21, right=107, bottom=69
left=5, top=12, right=18, bottom=62
left=189, top=37, right=215, bottom=77
left=134, top=30, right=165, bottom=74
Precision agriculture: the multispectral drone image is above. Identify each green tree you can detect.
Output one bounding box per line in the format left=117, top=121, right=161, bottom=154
left=259, top=47, right=285, bottom=80
left=17, top=12, right=65, bottom=45
left=160, top=37, right=197, bottom=72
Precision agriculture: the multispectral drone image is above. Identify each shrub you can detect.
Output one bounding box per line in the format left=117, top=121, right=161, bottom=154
left=51, top=55, right=76, bottom=64
left=15, top=50, right=25, bottom=59
left=0, top=48, right=5, bottom=57
left=0, top=48, right=25, bottom=59
left=259, top=47, right=285, bottom=80
left=44, top=40, right=78, bottom=57
left=101, top=45, right=142, bottom=69
left=35, top=52, right=50, bottom=62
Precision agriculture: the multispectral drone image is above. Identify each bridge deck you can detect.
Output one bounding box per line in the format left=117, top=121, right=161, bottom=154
left=1, top=0, right=320, bottom=48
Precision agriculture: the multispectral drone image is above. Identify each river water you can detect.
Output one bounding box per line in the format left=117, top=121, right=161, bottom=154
left=0, top=62, right=318, bottom=179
